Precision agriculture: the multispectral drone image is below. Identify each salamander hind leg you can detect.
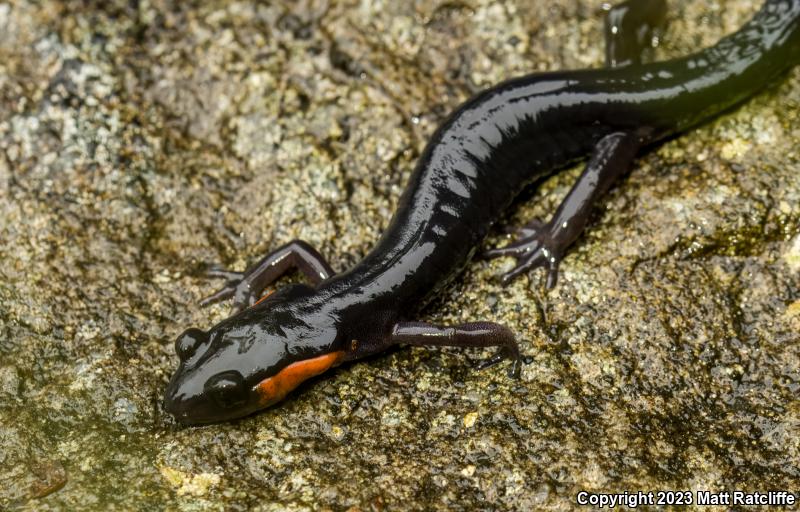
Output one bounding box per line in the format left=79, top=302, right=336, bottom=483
left=390, top=321, right=524, bottom=378
left=485, top=132, right=641, bottom=289
left=201, top=240, right=335, bottom=313
left=604, top=0, right=668, bottom=68
left=484, top=218, right=565, bottom=289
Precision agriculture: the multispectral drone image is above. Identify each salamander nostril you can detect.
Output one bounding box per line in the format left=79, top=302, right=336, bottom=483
left=175, top=328, right=207, bottom=361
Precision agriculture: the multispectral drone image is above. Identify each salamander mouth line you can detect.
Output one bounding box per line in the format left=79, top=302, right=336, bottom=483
left=255, top=351, right=345, bottom=406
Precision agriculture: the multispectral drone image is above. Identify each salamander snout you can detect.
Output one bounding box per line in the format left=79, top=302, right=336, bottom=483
left=175, top=327, right=207, bottom=361
left=164, top=284, right=345, bottom=424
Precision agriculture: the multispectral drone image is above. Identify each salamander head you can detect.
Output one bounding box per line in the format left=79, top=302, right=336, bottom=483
left=164, top=284, right=345, bottom=425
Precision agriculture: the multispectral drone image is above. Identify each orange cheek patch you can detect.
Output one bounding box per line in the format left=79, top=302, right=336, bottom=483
left=252, top=289, right=275, bottom=307
left=255, top=351, right=344, bottom=406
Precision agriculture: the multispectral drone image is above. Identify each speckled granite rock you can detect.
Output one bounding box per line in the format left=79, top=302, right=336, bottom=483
left=1, top=0, right=799, bottom=510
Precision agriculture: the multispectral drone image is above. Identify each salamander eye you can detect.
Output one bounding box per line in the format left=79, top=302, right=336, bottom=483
left=204, top=371, right=247, bottom=409
left=175, top=328, right=206, bottom=361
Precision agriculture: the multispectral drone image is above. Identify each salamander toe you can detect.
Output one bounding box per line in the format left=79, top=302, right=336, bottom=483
left=485, top=216, right=569, bottom=288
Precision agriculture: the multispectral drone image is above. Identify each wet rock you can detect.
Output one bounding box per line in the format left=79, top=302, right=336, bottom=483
left=1, top=0, right=798, bottom=510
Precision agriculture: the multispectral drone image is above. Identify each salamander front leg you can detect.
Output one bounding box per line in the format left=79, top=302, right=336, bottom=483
left=390, top=321, right=522, bottom=378
left=604, top=0, right=667, bottom=68
left=201, top=240, right=335, bottom=313
left=485, top=131, right=641, bottom=288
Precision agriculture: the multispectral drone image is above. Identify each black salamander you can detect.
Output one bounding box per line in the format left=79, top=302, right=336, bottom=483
left=164, top=0, right=800, bottom=424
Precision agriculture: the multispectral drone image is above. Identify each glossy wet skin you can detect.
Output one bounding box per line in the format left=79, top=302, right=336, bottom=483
left=164, top=285, right=346, bottom=424
left=165, top=1, right=800, bottom=424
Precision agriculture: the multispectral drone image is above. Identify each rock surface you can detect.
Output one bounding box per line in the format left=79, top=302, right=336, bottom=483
left=1, top=0, right=799, bottom=510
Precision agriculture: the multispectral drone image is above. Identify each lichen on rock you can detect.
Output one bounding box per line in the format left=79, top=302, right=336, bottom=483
left=1, top=0, right=799, bottom=510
